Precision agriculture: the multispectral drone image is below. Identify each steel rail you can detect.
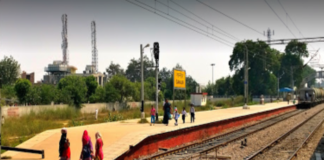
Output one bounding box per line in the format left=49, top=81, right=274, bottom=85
left=287, top=116, right=324, bottom=160
left=145, top=109, right=302, bottom=160
left=196, top=110, right=304, bottom=156
left=244, top=108, right=324, bottom=160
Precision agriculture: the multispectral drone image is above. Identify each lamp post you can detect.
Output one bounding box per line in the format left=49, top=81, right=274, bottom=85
left=0, top=78, right=2, bottom=156
left=141, top=44, right=150, bottom=119
left=243, top=43, right=249, bottom=109
left=278, top=72, right=285, bottom=100
left=211, top=63, right=215, bottom=95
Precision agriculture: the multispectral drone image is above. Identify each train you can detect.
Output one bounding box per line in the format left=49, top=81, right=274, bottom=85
left=297, top=87, right=324, bottom=108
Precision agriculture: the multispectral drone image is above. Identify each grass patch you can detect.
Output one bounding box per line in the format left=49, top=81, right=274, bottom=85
left=1, top=97, right=263, bottom=147
left=138, top=118, right=149, bottom=123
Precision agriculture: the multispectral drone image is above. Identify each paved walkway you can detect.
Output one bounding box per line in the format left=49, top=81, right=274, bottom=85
left=2, top=102, right=294, bottom=160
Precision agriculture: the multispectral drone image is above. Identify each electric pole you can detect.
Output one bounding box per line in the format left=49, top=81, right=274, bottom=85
left=0, top=78, right=2, bottom=157
left=277, top=72, right=285, bottom=100
left=140, top=44, right=150, bottom=119
left=291, top=66, right=294, bottom=90
left=211, top=63, right=215, bottom=95
left=243, top=43, right=249, bottom=109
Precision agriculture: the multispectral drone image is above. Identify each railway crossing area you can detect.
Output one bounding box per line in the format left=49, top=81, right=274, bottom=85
left=2, top=102, right=302, bottom=160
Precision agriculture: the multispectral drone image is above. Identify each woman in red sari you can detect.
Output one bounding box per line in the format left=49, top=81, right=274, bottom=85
left=95, top=132, right=104, bottom=160
left=59, top=128, right=71, bottom=160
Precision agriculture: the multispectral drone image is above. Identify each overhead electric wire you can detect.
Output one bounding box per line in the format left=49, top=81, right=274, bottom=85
left=263, top=0, right=296, bottom=38
left=156, top=0, right=239, bottom=42
left=130, top=0, right=234, bottom=47
left=196, top=0, right=263, bottom=35
left=169, top=0, right=240, bottom=41
left=277, top=0, right=303, bottom=37
left=277, top=0, right=315, bottom=50
left=135, top=0, right=233, bottom=45
left=125, top=0, right=233, bottom=48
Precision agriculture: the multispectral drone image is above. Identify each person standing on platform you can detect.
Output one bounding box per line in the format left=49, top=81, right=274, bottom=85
left=150, top=105, right=156, bottom=126
left=80, top=130, right=94, bottom=160
left=174, top=107, right=179, bottom=126
left=163, top=99, right=171, bottom=126
left=286, top=93, right=291, bottom=104
left=59, top=128, right=71, bottom=160
left=182, top=108, right=187, bottom=124
left=95, top=132, right=104, bottom=160
left=190, top=104, right=195, bottom=123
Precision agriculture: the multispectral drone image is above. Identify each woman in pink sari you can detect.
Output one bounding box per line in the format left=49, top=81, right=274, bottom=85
left=79, top=130, right=93, bottom=160
left=95, top=132, right=104, bottom=160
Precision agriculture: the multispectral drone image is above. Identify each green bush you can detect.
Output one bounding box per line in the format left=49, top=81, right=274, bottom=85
left=215, top=101, right=225, bottom=107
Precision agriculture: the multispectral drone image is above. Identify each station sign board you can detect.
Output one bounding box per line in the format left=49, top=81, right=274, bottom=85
left=173, top=69, right=186, bottom=90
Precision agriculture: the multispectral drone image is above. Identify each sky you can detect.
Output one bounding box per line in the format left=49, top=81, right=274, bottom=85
left=0, top=0, right=323, bottom=86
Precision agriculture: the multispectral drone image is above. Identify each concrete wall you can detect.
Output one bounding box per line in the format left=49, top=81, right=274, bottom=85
left=1, top=100, right=185, bottom=118
left=208, top=97, right=231, bottom=102
left=252, top=98, right=284, bottom=103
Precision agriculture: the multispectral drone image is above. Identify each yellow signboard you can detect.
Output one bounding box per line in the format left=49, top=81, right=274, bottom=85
left=173, top=69, right=186, bottom=89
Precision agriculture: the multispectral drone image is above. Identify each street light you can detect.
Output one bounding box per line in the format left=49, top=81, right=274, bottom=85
left=0, top=78, right=2, bottom=156
left=141, top=43, right=150, bottom=119
left=277, top=72, right=285, bottom=100
left=243, top=42, right=249, bottom=109
left=211, top=63, right=215, bottom=96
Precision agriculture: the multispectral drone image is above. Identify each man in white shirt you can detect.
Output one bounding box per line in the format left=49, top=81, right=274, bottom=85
left=190, top=104, right=195, bottom=123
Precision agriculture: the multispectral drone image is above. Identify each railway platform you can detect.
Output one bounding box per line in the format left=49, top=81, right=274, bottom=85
left=2, top=102, right=297, bottom=160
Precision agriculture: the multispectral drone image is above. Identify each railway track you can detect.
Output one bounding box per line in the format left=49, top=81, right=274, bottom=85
left=244, top=108, right=324, bottom=160
left=143, top=109, right=305, bottom=160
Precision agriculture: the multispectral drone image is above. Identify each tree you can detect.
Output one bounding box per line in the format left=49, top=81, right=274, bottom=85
left=159, top=67, right=171, bottom=81
left=58, top=76, right=87, bottom=108
left=1, top=84, right=16, bottom=99
left=54, top=88, right=71, bottom=105
left=278, top=53, right=303, bottom=88
left=84, top=76, right=98, bottom=101
left=125, top=56, right=155, bottom=82
left=0, top=56, right=20, bottom=85
left=103, top=82, right=119, bottom=102
left=27, top=85, right=41, bottom=105
left=89, top=86, right=106, bottom=103
left=108, top=75, right=135, bottom=102
left=14, top=79, right=31, bottom=104
left=39, top=84, right=56, bottom=104
left=144, top=77, right=156, bottom=100
left=301, top=65, right=316, bottom=87
left=279, top=40, right=309, bottom=89
left=229, top=40, right=281, bottom=96
left=185, top=75, right=198, bottom=98
left=203, top=81, right=213, bottom=95
left=285, top=40, right=309, bottom=58
left=106, top=61, right=125, bottom=76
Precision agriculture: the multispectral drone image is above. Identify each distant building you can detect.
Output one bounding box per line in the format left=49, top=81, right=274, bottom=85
left=43, top=61, right=108, bottom=86
left=190, top=85, right=208, bottom=106
left=21, top=71, right=35, bottom=84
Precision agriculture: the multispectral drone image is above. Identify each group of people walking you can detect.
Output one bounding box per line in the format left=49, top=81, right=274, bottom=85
left=59, top=128, right=104, bottom=160
left=150, top=99, right=196, bottom=126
